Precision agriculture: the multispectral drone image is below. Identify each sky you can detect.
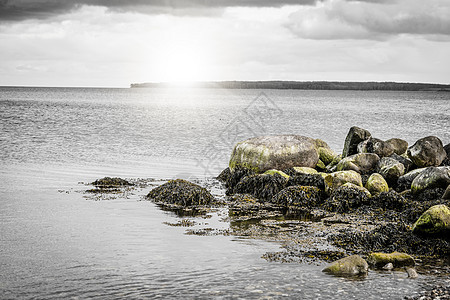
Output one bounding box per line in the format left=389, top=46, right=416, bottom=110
left=0, top=0, right=449, bottom=87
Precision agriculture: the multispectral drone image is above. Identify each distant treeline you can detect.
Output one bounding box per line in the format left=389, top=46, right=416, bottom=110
left=130, top=81, right=450, bottom=91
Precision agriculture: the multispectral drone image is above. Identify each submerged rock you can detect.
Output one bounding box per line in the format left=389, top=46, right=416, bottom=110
left=92, top=177, right=133, bottom=187
left=365, top=173, right=389, bottom=196
left=229, top=135, right=319, bottom=173
left=357, top=137, right=395, bottom=158
left=336, top=153, right=380, bottom=174
left=367, top=251, right=415, bottom=268
left=342, top=126, right=371, bottom=158
left=412, top=204, right=450, bottom=238
left=411, top=166, right=450, bottom=194
left=385, top=138, right=408, bottom=155
left=146, top=179, right=214, bottom=206
left=322, top=255, right=368, bottom=276
left=407, top=136, right=447, bottom=167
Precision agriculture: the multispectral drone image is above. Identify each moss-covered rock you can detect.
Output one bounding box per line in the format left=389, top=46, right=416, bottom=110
left=386, top=138, right=409, bottom=155
left=318, top=146, right=337, bottom=165
left=229, top=135, right=319, bottom=173
left=396, top=168, right=426, bottom=192
left=286, top=167, right=318, bottom=175
left=324, top=170, right=363, bottom=194
left=336, top=153, right=380, bottom=174
left=271, top=185, right=322, bottom=208
left=146, top=179, right=214, bottom=206
left=412, top=204, right=450, bottom=238
left=217, top=167, right=231, bottom=183
left=225, top=166, right=256, bottom=195
left=325, top=184, right=370, bottom=213
left=287, top=173, right=325, bottom=191
left=234, top=173, right=288, bottom=201
left=407, top=136, right=447, bottom=167
left=316, top=159, right=326, bottom=171
left=389, top=153, right=414, bottom=173
left=342, top=182, right=371, bottom=198
left=378, top=157, right=405, bottom=185
left=411, top=166, right=450, bottom=194
left=263, top=169, right=290, bottom=179
left=371, top=190, right=408, bottom=211
left=92, top=177, right=133, bottom=187
left=365, top=173, right=389, bottom=196
left=322, top=255, right=368, bottom=276
left=367, top=251, right=415, bottom=268
left=342, top=126, right=371, bottom=158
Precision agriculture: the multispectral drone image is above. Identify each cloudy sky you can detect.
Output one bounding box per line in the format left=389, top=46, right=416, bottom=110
left=1, top=0, right=449, bottom=87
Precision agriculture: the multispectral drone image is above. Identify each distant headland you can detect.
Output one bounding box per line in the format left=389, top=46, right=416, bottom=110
left=130, top=81, right=450, bottom=91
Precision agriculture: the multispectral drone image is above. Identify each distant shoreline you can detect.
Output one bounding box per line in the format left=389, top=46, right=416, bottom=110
left=130, top=81, right=450, bottom=91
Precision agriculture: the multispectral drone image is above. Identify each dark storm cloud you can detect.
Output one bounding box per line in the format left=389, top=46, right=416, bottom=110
left=0, top=0, right=318, bottom=21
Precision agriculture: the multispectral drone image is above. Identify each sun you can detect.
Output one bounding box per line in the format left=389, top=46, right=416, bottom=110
left=153, top=38, right=212, bottom=84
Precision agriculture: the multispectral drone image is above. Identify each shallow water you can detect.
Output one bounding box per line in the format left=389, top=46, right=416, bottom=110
left=1, top=87, right=449, bottom=299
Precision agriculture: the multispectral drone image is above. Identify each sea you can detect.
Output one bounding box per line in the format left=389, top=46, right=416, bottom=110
left=0, top=87, right=449, bottom=299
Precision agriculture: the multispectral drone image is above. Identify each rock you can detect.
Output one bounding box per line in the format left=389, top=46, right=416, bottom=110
left=377, top=157, right=405, bottom=185
left=229, top=135, right=319, bottom=173
left=357, top=137, right=395, bottom=158
left=228, top=194, right=262, bottom=216
left=326, top=154, right=342, bottom=172
left=382, top=263, right=394, bottom=270
left=287, top=173, right=325, bottom=190
left=396, top=168, right=426, bottom=192
left=443, top=185, right=450, bottom=200
left=365, top=173, right=389, bottom=196
left=411, top=166, right=450, bottom=194
left=217, top=167, right=231, bottom=183
left=342, top=126, right=371, bottom=158
left=405, top=267, right=418, bottom=279
left=412, top=204, right=450, bottom=238
left=285, top=166, right=318, bottom=175
left=385, top=138, right=408, bottom=155
left=442, top=143, right=450, bottom=166
left=263, top=169, right=290, bottom=179
left=371, top=190, right=408, bottom=211
left=367, top=251, right=415, bottom=268
left=234, top=173, right=288, bottom=201
left=389, top=153, right=414, bottom=173
left=225, top=166, right=256, bottom=194
left=342, top=182, right=371, bottom=197
left=271, top=185, right=322, bottom=208
left=316, top=159, right=326, bottom=171
left=324, top=170, right=363, bottom=194
left=92, top=177, right=133, bottom=187
left=322, top=255, right=368, bottom=276
left=336, top=153, right=380, bottom=174
left=146, top=179, right=214, bottom=206
left=314, top=138, right=332, bottom=149
left=407, top=136, right=447, bottom=167
left=318, top=146, right=337, bottom=166
left=325, top=184, right=370, bottom=213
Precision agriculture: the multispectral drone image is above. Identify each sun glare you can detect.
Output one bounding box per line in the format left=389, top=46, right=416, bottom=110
left=153, top=38, right=212, bottom=85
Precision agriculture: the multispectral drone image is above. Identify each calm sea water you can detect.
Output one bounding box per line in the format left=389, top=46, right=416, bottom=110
left=0, top=87, right=449, bottom=299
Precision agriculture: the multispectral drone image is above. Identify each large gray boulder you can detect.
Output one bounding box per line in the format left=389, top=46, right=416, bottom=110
left=411, top=166, right=450, bottom=194
left=229, top=135, right=319, bottom=173
left=385, top=138, right=409, bottom=155
left=336, top=153, right=380, bottom=174
left=322, top=255, right=368, bottom=276
left=342, top=126, right=371, bottom=158
left=357, top=137, right=395, bottom=158
left=378, top=157, right=405, bottom=185
left=407, top=136, right=447, bottom=167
